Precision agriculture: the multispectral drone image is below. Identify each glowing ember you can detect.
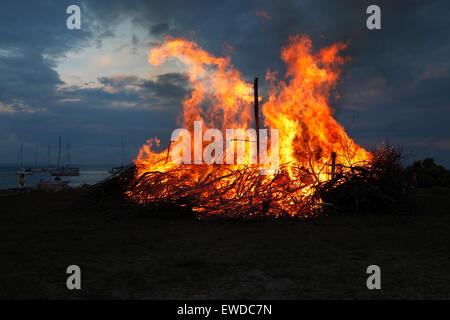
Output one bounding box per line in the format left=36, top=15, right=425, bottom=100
left=127, top=35, right=372, bottom=218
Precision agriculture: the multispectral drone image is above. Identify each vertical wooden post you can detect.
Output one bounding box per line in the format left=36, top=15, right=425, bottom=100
left=331, top=151, right=336, bottom=179
left=165, top=140, right=172, bottom=164
left=254, top=77, right=260, bottom=163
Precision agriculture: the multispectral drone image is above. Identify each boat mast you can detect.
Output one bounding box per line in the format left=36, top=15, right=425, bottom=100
left=58, top=136, right=61, bottom=170
left=18, top=144, right=23, bottom=169
left=47, top=146, right=50, bottom=168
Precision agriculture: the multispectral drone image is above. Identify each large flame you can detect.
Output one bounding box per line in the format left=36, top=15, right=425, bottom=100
left=129, top=35, right=372, bottom=217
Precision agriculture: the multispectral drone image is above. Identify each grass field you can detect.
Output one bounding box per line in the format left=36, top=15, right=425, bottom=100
left=0, top=188, right=449, bottom=299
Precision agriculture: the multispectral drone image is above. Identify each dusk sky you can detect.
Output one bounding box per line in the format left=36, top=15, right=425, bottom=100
left=1, top=0, right=449, bottom=166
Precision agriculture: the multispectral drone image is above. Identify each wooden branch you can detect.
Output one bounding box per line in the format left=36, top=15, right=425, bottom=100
left=254, top=77, right=260, bottom=163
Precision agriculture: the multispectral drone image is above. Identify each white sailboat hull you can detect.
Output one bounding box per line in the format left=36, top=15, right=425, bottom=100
left=16, top=169, right=33, bottom=175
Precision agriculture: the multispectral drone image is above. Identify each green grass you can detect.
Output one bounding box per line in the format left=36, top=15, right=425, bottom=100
left=0, top=189, right=449, bottom=299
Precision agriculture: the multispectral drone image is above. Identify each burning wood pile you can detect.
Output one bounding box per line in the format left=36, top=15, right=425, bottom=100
left=109, top=35, right=403, bottom=218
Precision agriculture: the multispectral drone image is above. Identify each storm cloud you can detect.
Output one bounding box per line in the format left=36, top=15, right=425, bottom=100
left=0, top=0, right=449, bottom=166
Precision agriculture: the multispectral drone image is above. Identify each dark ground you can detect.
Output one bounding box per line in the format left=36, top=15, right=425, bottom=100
left=0, top=188, right=449, bottom=299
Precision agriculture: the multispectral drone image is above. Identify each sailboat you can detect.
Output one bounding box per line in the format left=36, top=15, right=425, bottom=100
left=50, top=137, right=80, bottom=176
left=36, top=143, right=70, bottom=190
left=16, top=144, right=33, bottom=175
left=108, top=136, right=125, bottom=174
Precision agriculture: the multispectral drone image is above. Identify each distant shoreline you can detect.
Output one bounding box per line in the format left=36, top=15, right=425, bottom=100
left=0, top=165, right=119, bottom=168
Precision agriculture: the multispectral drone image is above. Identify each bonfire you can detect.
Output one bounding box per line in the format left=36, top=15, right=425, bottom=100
left=125, top=35, right=374, bottom=218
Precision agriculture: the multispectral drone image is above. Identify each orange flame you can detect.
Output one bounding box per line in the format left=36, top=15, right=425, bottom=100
left=130, top=35, right=372, bottom=217
left=263, top=35, right=370, bottom=181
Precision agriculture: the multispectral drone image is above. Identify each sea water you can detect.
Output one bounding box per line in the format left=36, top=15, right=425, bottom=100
left=0, top=166, right=111, bottom=190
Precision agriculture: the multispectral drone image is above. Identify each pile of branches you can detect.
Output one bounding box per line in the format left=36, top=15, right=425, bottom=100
left=90, top=146, right=405, bottom=219
left=317, top=146, right=404, bottom=215
left=126, top=163, right=321, bottom=218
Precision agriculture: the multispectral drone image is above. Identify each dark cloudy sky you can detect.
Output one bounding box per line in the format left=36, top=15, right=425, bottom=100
left=1, top=0, right=449, bottom=167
